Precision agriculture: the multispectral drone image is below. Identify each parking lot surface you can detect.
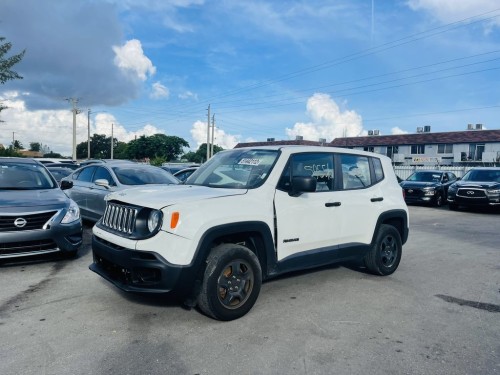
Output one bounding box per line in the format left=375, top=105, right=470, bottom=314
left=1, top=206, right=499, bottom=375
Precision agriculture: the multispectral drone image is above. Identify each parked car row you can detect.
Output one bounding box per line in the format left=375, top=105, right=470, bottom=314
left=400, top=167, right=500, bottom=210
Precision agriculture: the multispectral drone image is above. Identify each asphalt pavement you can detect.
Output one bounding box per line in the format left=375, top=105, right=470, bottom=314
left=0, top=205, right=499, bottom=375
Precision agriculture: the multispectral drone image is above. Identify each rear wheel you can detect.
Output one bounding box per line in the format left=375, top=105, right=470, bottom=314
left=197, top=244, right=262, bottom=321
left=364, top=224, right=402, bottom=276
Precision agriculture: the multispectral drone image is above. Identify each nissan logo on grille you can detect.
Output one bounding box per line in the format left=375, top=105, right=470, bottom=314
left=466, top=191, right=475, bottom=195
left=14, top=218, right=27, bottom=228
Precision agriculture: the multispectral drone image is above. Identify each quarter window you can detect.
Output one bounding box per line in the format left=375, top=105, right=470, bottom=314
left=372, top=158, right=384, bottom=182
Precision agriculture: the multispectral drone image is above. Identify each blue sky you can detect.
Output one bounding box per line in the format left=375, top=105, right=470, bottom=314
left=1, top=0, right=499, bottom=157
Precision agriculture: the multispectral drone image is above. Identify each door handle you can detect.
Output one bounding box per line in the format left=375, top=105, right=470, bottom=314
left=371, top=197, right=384, bottom=202
left=325, top=202, right=341, bottom=207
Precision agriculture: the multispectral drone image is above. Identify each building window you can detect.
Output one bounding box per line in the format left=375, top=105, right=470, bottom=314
left=469, top=144, right=485, bottom=161
left=411, top=144, right=425, bottom=154
left=363, top=146, right=374, bottom=152
left=386, top=146, right=399, bottom=158
left=437, top=144, right=453, bottom=154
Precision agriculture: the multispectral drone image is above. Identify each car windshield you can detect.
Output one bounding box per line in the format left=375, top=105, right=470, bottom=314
left=462, top=169, right=500, bottom=182
left=185, top=149, right=279, bottom=189
left=407, top=172, right=442, bottom=182
left=0, top=162, right=57, bottom=190
left=112, top=165, right=179, bottom=185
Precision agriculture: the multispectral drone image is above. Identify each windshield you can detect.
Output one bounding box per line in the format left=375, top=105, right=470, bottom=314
left=407, top=171, right=442, bottom=182
left=462, top=169, right=500, bottom=182
left=112, top=165, right=179, bottom=185
left=0, top=162, right=57, bottom=190
left=185, top=149, right=279, bottom=189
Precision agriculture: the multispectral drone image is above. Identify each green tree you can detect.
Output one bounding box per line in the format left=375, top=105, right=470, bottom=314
left=184, top=143, right=224, bottom=163
left=76, top=133, right=114, bottom=159
left=29, top=142, right=41, bottom=152
left=127, top=134, right=189, bottom=161
left=0, top=146, right=22, bottom=157
left=12, top=139, right=23, bottom=150
left=43, top=151, right=63, bottom=158
left=0, top=36, right=25, bottom=84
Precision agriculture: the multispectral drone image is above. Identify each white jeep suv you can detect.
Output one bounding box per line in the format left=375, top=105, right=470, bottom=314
left=90, top=146, right=409, bottom=320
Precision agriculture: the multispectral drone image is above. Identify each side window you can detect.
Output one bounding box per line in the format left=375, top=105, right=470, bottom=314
left=372, top=157, right=384, bottom=182
left=340, top=154, right=372, bottom=189
left=93, top=167, right=116, bottom=186
left=448, top=172, right=457, bottom=182
left=278, top=153, right=334, bottom=192
left=76, top=166, right=96, bottom=182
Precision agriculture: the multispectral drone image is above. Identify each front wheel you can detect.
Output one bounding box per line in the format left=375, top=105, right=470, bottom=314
left=435, top=194, right=444, bottom=207
left=197, top=244, right=262, bottom=321
left=364, top=224, right=402, bottom=276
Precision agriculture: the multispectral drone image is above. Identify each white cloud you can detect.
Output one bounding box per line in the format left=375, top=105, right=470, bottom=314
left=113, top=39, right=156, bottom=81
left=407, top=0, right=500, bottom=28
left=0, top=93, right=163, bottom=156
left=391, top=126, right=409, bottom=135
left=286, top=93, right=364, bottom=142
left=178, top=91, right=198, bottom=100
left=190, top=120, right=240, bottom=149
left=150, top=82, right=170, bottom=99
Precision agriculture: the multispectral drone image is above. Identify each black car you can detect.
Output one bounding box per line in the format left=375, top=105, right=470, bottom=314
left=400, top=170, right=458, bottom=207
left=447, top=167, right=500, bottom=210
left=0, top=158, right=83, bottom=261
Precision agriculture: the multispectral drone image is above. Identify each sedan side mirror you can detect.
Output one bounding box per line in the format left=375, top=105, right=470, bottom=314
left=289, top=176, right=316, bottom=197
left=60, top=180, right=73, bottom=190
left=94, top=179, right=110, bottom=189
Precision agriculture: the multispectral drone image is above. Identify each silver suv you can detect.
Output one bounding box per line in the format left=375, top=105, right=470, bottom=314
left=0, top=158, right=82, bottom=261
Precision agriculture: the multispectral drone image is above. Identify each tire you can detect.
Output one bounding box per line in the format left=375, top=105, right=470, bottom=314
left=435, top=194, right=443, bottom=207
left=364, top=224, right=402, bottom=276
left=449, top=203, right=458, bottom=211
left=197, top=244, right=262, bottom=321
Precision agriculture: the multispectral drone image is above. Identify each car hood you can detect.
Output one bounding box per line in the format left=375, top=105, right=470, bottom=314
left=400, top=181, right=439, bottom=188
left=454, top=181, right=500, bottom=189
left=105, top=184, right=247, bottom=209
left=0, top=188, right=70, bottom=211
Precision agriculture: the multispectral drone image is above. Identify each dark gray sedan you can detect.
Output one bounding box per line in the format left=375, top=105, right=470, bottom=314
left=0, top=158, right=83, bottom=261
left=61, top=161, right=179, bottom=222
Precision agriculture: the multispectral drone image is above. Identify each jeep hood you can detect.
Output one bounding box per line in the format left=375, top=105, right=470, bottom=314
left=105, top=184, right=247, bottom=209
left=0, top=188, right=70, bottom=209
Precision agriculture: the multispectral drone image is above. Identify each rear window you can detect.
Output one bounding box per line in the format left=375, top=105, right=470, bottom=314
left=112, top=165, right=179, bottom=185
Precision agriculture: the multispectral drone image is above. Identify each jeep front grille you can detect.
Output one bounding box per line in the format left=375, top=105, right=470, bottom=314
left=101, top=203, right=138, bottom=234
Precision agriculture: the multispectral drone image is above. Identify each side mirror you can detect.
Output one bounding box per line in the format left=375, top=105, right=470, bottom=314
left=94, top=179, right=110, bottom=189
left=60, top=180, right=73, bottom=190
left=289, top=176, right=316, bottom=197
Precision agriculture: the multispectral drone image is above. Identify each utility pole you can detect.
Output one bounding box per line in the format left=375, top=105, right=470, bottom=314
left=110, top=123, right=114, bottom=160
left=210, top=114, right=215, bottom=159
left=12, top=132, right=14, bottom=145
left=66, top=98, right=81, bottom=161
left=206, top=105, right=211, bottom=162
left=87, top=109, right=91, bottom=159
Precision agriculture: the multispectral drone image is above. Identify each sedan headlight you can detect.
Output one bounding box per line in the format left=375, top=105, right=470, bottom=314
left=147, top=209, right=162, bottom=233
left=62, top=200, right=80, bottom=224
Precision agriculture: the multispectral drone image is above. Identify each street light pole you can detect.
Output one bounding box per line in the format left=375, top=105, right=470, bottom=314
left=111, top=123, right=114, bottom=160
left=87, top=109, right=91, bottom=160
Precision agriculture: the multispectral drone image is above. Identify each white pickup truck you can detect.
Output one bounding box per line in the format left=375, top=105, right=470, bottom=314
left=90, top=146, right=409, bottom=320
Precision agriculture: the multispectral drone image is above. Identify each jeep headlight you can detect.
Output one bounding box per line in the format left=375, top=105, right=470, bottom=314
left=62, top=200, right=80, bottom=224
left=147, top=209, right=162, bottom=233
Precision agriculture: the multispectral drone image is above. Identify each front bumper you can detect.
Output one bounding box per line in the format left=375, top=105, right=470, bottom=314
left=90, top=234, right=190, bottom=294
left=0, top=219, right=82, bottom=259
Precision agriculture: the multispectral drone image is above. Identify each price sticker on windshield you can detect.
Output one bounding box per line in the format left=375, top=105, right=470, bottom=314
left=238, top=158, right=261, bottom=166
